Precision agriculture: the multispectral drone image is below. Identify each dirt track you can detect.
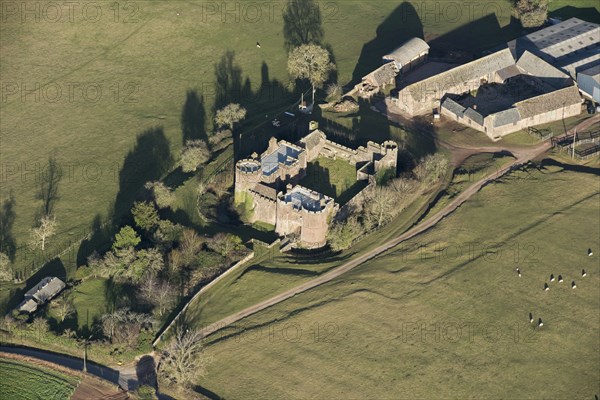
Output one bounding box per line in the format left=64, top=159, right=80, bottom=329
left=197, top=137, right=553, bottom=340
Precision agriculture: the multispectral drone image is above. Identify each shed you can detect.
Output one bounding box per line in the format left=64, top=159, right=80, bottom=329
left=577, top=65, right=600, bottom=103
left=383, top=38, right=430, bottom=73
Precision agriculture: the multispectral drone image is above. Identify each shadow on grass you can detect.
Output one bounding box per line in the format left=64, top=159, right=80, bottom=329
left=77, top=128, right=173, bottom=265
left=240, top=264, right=320, bottom=278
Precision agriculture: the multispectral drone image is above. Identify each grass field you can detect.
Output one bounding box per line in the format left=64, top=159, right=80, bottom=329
left=0, top=358, right=79, bottom=400
left=191, top=163, right=600, bottom=399
left=184, top=175, right=447, bottom=330
left=299, top=156, right=366, bottom=204
left=9, top=0, right=594, bottom=277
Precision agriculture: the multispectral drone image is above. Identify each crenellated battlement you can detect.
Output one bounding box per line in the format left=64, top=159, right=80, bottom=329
left=235, top=129, right=398, bottom=249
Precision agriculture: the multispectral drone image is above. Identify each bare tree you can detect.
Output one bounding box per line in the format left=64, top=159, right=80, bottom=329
left=29, top=215, right=57, bottom=251
left=179, top=229, right=204, bottom=264
left=139, top=275, right=176, bottom=317
left=181, top=140, right=210, bottom=173
left=214, top=103, right=247, bottom=131
left=0, top=252, right=13, bottom=281
left=287, top=44, right=335, bottom=104
left=364, top=187, right=396, bottom=228
left=159, top=328, right=212, bottom=387
left=145, top=181, right=175, bottom=209
left=101, top=308, right=153, bottom=348
left=52, top=297, right=75, bottom=323
left=30, top=317, right=49, bottom=338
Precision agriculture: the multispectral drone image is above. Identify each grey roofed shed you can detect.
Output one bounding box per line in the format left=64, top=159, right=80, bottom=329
left=383, top=37, right=430, bottom=66
left=25, top=277, right=66, bottom=304
left=577, top=64, right=600, bottom=102
left=441, top=97, right=466, bottom=117
left=18, top=299, right=38, bottom=314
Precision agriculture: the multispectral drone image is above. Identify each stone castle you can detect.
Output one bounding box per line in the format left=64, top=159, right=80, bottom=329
left=235, top=125, right=398, bottom=248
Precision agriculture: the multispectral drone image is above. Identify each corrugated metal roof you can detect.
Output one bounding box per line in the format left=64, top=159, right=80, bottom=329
left=383, top=37, right=429, bottom=66
left=578, top=64, right=600, bottom=82
left=507, top=18, right=600, bottom=77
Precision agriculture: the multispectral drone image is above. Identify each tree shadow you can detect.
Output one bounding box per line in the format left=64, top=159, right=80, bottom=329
left=36, top=155, right=62, bottom=218
left=181, top=90, right=208, bottom=144
left=76, top=128, right=172, bottom=270
left=282, top=0, right=324, bottom=50
left=104, top=277, right=137, bottom=311
left=77, top=214, right=112, bottom=266
left=0, top=192, right=17, bottom=261
left=136, top=355, right=157, bottom=388
left=428, top=14, right=519, bottom=56
left=350, top=2, right=424, bottom=86
left=25, top=257, right=66, bottom=287
left=192, top=385, right=222, bottom=400
left=550, top=5, right=600, bottom=22
left=213, top=51, right=243, bottom=113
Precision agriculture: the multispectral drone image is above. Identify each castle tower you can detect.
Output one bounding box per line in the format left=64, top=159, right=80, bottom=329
left=234, top=159, right=262, bottom=204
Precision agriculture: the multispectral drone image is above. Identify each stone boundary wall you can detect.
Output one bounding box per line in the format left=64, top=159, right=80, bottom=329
left=153, top=250, right=258, bottom=347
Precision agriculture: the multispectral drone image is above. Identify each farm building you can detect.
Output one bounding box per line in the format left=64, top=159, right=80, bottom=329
left=441, top=84, right=582, bottom=140
left=507, top=17, right=600, bottom=78
left=354, top=37, right=429, bottom=99
left=17, top=276, right=66, bottom=314
left=577, top=65, right=600, bottom=103
left=393, top=48, right=515, bottom=115
left=382, top=37, right=430, bottom=74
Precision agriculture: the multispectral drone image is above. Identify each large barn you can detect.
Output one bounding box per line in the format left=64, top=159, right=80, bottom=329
left=507, top=17, right=600, bottom=79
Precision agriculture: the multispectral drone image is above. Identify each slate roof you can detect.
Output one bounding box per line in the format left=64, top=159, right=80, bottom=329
left=463, top=108, right=484, bottom=126
left=25, top=277, right=65, bottom=304
left=496, top=65, right=522, bottom=82
left=492, top=108, right=521, bottom=127
left=261, top=143, right=302, bottom=176
left=403, top=48, right=515, bottom=101
left=517, top=51, right=571, bottom=88
left=441, top=97, right=466, bottom=117
left=383, top=37, right=430, bottom=66
left=515, top=85, right=581, bottom=119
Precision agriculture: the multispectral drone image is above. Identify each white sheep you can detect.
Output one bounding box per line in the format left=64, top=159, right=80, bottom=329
left=582, top=269, right=587, bottom=277
left=544, top=283, right=549, bottom=291
left=558, top=275, right=563, bottom=283
left=572, top=281, right=577, bottom=289
left=538, top=318, right=543, bottom=327
left=550, top=274, right=555, bottom=282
